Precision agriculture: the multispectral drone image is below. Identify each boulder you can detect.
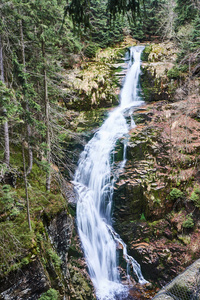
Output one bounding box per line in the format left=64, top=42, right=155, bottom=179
left=0, top=259, right=50, bottom=300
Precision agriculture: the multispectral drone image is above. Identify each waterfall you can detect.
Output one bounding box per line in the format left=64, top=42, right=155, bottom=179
left=74, top=46, right=147, bottom=300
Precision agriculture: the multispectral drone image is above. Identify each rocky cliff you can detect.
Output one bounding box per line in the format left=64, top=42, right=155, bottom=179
left=113, top=41, right=200, bottom=291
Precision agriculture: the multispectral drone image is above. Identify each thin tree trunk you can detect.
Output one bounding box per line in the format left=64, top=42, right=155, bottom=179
left=42, top=39, right=51, bottom=192
left=19, top=20, right=33, bottom=176
left=22, top=142, right=32, bottom=231
left=0, top=35, right=10, bottom=166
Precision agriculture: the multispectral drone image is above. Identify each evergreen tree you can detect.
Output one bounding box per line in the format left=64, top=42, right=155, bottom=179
left=65, top=0, right=141, bottom=28
left=191, top=14, right=200, bottom=50
left=175, top=0, right=198, bottom=28
left=129, top=0, right=164, bottom=40
left=86, top=0, right=125, bottom=48
left=0, top=35, right=10, bottom=167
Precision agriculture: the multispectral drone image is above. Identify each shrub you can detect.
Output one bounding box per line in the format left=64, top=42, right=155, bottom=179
left=190, top=191, right=200, bottom=208
left=167, top=67, right=181, bottom=79
left=190, top=191, right=199, bottom=202
left=182, top=215, right=194, bottom=229
left=140, top=213, right=146, bottom=221
left=39, top=289, right=59, bottom=300
left=169, top=188, right=183, bottom=200
left=0, top=184, right=15, bottom=211
left=84, top=44, right=98, bottom=58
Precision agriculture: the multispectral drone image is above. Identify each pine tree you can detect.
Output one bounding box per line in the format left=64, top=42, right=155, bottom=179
left=19, top=19, right=33, bottom=176
left=0, top=35, right=10, bottom=167
left=191, top=14, right=200, bottom=50
left=175, top=0, right=198, bottom=28
left=129, top=0, right=164, bottom=40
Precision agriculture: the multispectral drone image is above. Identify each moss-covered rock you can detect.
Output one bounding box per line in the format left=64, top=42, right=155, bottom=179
left=61, top=39, right=137, bottom=111
left=141, top=42, right=179, bottom=102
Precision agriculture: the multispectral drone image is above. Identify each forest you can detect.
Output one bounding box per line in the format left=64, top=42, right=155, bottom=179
left=0, top=0, right=200, bottom=299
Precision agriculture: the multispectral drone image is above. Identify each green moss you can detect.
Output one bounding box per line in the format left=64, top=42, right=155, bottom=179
left=153, top=197, right=162, bottom=207
left=0, top=153, right=67, bottom=276
left=141, top=45, right=152, bottom=61
left=150, top=220, right=160, bottom=226
left=190, top=191, right=199, bottom=201
left=0, top=184, right=16, bottom=212
left=178, top=234, right=191, bottom=244
left=0, top=218, right=34, bottom=275
left=144, top=237, right=150, bottom=243
left=194, top=187, right=200, bottom=194
left=21, top=257, right=30, bottom=265
left=47, top=249, right=62, bottom=269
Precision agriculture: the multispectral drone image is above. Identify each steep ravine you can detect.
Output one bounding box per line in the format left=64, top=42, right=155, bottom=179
left=0, top=39, right=199, bottom=300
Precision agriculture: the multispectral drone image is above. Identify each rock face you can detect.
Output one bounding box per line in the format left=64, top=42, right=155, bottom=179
left=48, top=211, right=73, bottom=275
left=113, top=96, right=200, bottom=288
left=0, top=259, right=50, bottom=300
left=141, top=42, right=178, bottom=102
left=153, top=259, right=200, bottom=299
left=62, top=46, right=127, bottom=111
left=0, top=210, right=95, bottom=300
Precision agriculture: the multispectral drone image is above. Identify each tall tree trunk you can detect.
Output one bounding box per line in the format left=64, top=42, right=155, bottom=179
left=19, top=19, right=33, bottom=176
left=0, top=35, right=10, bottom=166
left=42, top=39, right=51, bottom=192
left=22, top=142, right=32, bottom=231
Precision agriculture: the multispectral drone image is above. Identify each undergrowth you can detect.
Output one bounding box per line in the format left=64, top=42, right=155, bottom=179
left=0, top=148, right=67, bottom=276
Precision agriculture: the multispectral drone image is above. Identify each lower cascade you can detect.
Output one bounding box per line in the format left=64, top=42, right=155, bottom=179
left=74, top=46, right=147, bottom=299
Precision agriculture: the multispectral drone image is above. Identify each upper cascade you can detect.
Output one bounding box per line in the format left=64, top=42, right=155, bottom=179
left=120, top=46, right=144, bottom=109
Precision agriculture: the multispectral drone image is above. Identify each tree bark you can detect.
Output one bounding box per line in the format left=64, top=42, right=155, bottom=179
left=42, top=39, right=51, bottom=192
left=0, top=35, right=10, bottom=166
left=22, top=142, right=32, bottom=231
left=19, top=19, right=33, bottom=176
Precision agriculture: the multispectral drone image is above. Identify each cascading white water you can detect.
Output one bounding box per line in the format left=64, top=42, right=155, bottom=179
left=74, top=46, right=147, bottom=300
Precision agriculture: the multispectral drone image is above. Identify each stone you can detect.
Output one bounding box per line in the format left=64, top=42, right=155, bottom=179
left=0, top=259, right=50, bottom=300
left=48, top=211, right=73, bottom=273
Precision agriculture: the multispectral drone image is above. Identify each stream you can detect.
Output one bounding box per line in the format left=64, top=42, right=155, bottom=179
left=74, top=46, right=147, bottom=300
